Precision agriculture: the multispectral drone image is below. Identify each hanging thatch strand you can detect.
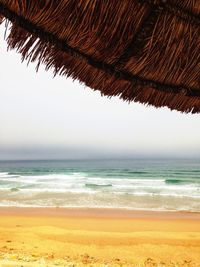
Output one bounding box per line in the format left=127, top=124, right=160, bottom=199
left=0, top=0, right=200, bottom=113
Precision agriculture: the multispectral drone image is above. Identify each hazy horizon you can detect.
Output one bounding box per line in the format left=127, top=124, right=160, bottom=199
left=0, top=25, right=200, bottom=160
left=1, top=144, right=200, bottom=161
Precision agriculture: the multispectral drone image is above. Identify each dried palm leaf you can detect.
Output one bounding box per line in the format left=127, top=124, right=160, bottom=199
left=0, top=0, right=200, bottom=113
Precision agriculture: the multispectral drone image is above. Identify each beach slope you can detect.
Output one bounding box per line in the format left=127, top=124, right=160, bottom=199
left=0, top=208, right=200, bottom=266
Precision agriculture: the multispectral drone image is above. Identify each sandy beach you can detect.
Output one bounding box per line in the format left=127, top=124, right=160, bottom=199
left=0, top=208, right=199, bottom=266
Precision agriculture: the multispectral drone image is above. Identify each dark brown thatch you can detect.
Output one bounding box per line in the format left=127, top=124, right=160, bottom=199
left=0, top=0, right=200, bottom=113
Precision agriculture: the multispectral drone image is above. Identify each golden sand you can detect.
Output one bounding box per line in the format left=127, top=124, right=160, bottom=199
left=0, top=208, right=200, bottom=267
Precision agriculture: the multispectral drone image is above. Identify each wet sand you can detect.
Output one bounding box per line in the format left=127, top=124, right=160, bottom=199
left=0, top=207, right=200, bottom=266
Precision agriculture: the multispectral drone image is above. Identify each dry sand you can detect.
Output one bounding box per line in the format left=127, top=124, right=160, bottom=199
left=0, top=207, right=200, bottom=266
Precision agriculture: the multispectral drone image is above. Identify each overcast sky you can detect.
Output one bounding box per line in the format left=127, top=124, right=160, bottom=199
left=0, top=26, right=200, bottom=160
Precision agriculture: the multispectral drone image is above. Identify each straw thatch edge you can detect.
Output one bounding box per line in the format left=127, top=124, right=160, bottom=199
left=141, top=0, right=200, bottom=26
left=0, top=2, right=200, bottom=114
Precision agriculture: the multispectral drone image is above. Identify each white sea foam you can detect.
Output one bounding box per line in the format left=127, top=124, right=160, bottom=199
left=0, top=162, right=200, bottom=211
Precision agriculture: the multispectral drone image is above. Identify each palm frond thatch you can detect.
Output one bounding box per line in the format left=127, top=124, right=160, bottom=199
left=0, top=0, right=200, bottom=113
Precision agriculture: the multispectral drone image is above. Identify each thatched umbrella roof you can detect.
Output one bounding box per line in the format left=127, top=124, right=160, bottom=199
left=0, top=0, right=199, bottom=113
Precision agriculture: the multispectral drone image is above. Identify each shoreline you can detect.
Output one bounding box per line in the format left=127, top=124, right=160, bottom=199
left=0, top=206, right=200, bottom=219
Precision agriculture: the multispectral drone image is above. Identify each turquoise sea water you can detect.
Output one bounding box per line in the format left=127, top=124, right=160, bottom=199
left=0, top=159, right=200, bottom=211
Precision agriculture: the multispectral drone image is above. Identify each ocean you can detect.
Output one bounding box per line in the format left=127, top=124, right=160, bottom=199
left=0, top=159, right=199, bottom=212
